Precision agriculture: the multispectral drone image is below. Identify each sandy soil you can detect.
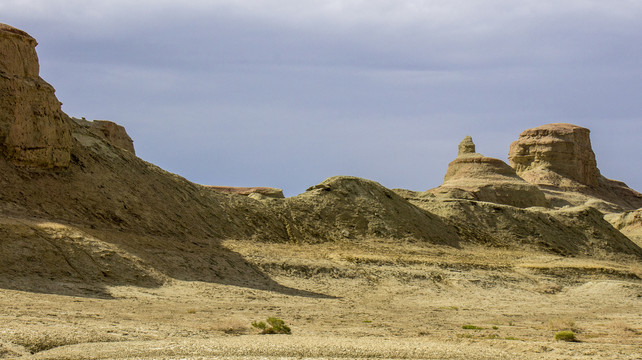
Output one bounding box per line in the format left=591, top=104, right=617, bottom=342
left=1, top=238, right=640, bottom=359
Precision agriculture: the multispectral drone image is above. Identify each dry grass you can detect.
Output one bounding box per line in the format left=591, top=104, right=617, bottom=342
left=0, top=238, right=640, bottom=359
left=548, top=318, right=578, bottom=332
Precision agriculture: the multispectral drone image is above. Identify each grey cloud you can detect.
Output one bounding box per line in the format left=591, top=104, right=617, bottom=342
left=1, top=1, right=640, bottom=195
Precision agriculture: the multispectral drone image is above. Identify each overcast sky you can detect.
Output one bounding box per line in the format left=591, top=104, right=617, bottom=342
left=2, top=1, right=641, bottom=196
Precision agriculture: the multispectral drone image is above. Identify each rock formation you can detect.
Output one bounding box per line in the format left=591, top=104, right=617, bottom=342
left=205, top=185, right=284, bottom=199
left=0, top=23, right=73, bottom=168
left=426, top=136, right=549, bottom=208
left=509, top=123, right=642, bottom=211
left=1, top=23, right=642, bottom=300
left=73, top=118, right=136, bottom=154
left=509, top=123, right=600, bottom=187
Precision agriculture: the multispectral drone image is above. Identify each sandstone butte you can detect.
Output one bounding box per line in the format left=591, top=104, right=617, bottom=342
left=509, top=123, right=642, bottom=212
left=426, top=135, right=549, bottom=208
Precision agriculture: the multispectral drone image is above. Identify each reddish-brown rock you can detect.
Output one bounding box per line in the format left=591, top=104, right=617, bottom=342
left=0, top=23, right=72, bottom=168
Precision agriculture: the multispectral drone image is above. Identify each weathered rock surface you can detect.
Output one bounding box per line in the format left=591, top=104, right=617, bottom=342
left=0, top=23, right=73, bottom=168
left=409, top=198, right=642, bottom=257
left=279, top=176, right=461, bottom=246
left=509, top=123, right=600, bottom=187
left=426, top=136, right=549, bottom=208
left=508, top=123, right=642, bottom=211
left=73, top=118, right=135, bottom=154
left=605, top=209, right=642, bottom=248
left=205, top=185, right=284, bottom=199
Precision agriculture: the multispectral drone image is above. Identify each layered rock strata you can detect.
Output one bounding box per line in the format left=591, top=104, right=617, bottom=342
left=509, top=123, right=642, bottom=211
left=0, top=23, right=72, bottom=168
left=427, top=136, right=549, bottom=208
left=509, top=123, right=600, bottom=187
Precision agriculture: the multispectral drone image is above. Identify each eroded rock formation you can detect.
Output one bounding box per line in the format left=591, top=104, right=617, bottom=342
left=427, top=136, right=549, bottom=208
left=509, top=123, right=642, bottom=211
left=73, top=118, right=136, bottom=154
left=0, top=23, right=72, bottom=168
left=509, top=123, right=600, bottom=188
left=205, top=185, right=284, bottom=199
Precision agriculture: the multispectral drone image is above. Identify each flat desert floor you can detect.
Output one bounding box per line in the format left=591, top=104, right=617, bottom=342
left=1, top=238, right=641, bottom=359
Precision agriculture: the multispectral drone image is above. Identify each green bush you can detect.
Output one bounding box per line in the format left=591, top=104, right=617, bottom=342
left=554, top=330, right=577, bottom=342
left=252, top=317, right=291, bottom=334
left=462, top=325, right=484, bottom=330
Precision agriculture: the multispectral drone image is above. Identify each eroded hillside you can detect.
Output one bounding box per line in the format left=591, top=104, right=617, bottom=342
left=1, top=23, right=641, bottom=359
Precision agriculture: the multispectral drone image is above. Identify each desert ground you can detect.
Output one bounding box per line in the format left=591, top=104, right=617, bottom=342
left=1, top=235, right=640, bottom=359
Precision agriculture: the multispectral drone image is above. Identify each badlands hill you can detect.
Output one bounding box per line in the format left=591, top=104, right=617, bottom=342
left=1, top=23, right=641, bottom=359
left=1, top=19, right=641, bottom=294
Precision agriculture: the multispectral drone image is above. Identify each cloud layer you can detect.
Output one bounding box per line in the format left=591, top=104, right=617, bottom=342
left=2, top=1, right=641, bottom=195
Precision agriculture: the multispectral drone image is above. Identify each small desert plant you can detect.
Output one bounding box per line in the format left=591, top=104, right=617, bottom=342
left=554, top=330, right=578, bottom=342
left=252, top=317, right=291, bottom=334
left=462, top=325, right=484, bottom=330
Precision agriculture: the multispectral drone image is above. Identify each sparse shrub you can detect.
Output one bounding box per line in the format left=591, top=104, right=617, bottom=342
left=252, top=317, right=291, bottom=334
left=492, top=326, right=499, bottom=330
left=554, top=330, right=578, bottom=342
left=462, top=325, right=484, bottom=330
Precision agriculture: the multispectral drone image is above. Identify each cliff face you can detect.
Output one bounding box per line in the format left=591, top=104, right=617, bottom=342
left=0, top=23, right=73, bottom=168
left=509, top=123, right=642, bottom=211
left=509, top=123, right=600, bottom=188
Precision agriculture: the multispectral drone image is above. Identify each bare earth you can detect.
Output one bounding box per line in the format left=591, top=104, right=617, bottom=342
left=1, top=236, right=640, bottom=359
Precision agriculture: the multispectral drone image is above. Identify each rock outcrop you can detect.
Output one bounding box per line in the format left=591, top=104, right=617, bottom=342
left=205, top=185, right=284, bottom=199
left=0, top=23, right=73, bottom=168
left=427, top=136, right=549, bottom=208
left=509, top=123, right=642, bottom=211
left=509, top=123, right=600, bottom=188
left=73, top=118, right=135, bottom=154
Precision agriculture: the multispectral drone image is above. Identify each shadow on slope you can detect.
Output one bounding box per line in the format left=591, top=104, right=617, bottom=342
left=0, top=127, right=333, bottom=299
left=408, top=197, right=642, bottom=259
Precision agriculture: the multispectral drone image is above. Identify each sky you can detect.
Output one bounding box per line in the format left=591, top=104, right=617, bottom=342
left=2, top=0, right=641, bottom=196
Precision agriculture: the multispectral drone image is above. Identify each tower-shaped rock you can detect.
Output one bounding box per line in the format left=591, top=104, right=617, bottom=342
left=427, top=136, right=549, bottom=208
